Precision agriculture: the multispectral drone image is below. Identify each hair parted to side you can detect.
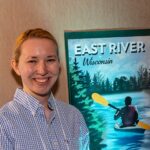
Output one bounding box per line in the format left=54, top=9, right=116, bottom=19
left=13, top=28, right=59, bottom=63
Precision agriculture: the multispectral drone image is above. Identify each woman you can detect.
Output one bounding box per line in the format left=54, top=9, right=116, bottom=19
left=0, top=28, right=89, bottom=150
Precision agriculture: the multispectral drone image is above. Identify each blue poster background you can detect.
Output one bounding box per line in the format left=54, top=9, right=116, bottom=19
left=65, top=29, right=150, bottom=150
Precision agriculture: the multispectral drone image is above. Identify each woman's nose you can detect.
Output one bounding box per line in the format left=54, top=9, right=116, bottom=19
left=37, top=61, right=48, bottom=75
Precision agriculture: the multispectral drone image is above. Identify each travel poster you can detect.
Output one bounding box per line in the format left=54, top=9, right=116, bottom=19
left=64, top=29, right=150, bottom=150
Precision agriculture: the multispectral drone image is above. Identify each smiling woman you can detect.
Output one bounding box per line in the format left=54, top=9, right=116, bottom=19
left=11, top=38, right=60, bottom=103
left=0, top=28, right=90, bottom=150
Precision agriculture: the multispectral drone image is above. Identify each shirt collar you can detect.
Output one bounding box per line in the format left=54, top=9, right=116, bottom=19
left=14, top=88, right=54, bottom=115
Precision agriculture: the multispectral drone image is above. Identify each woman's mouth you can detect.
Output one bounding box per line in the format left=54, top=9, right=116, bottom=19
left=34, top=78, right=49, bottom=83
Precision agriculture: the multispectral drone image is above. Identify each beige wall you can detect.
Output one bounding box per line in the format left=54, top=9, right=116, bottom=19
left=0, top=0, right=150, bottom=107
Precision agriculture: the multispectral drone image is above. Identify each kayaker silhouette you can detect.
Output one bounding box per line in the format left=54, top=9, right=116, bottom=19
left=114, top=96, right=139, bottom=128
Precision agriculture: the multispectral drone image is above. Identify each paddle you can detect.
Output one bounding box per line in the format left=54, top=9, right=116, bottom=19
left=92, top=92, right=150, bottom=130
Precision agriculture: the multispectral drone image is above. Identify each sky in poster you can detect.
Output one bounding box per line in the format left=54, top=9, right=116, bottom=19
left=68, top=36, right=150, bottom=82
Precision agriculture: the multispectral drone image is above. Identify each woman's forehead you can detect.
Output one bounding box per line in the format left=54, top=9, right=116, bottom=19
left=21, top=38, right=58, bottom=56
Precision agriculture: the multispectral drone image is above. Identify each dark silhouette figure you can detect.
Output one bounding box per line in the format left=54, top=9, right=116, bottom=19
left=114, top=96, right=138, bottom=127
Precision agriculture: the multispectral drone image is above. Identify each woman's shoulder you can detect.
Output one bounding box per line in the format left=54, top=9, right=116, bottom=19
left=0, top=100, right=19, bottom=120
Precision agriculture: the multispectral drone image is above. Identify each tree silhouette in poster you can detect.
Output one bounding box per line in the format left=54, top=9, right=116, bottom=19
left=69, top=57, right=106, bottom=150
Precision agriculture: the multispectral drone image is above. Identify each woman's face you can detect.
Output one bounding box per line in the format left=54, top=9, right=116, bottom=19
left=12, top=38, right=60, bottom=100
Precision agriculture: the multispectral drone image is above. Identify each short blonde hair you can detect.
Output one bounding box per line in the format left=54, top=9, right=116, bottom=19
left=13, top=28, right=59, bottom=63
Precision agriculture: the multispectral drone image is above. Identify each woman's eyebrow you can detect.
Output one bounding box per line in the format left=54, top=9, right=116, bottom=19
left=27, top=56, right=38, bottom=59
left=26, top=55, right=57, bottom=59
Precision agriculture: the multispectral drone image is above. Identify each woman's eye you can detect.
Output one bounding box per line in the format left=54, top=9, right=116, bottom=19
left=28, top=60, right=37, bottom=63
left=47, top=59, right=56, bottom=62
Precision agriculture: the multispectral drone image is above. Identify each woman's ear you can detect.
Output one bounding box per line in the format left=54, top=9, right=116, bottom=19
left=11, top=59, right=21, bottom=76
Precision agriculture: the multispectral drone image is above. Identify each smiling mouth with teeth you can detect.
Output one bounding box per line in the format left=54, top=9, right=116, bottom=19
left=34, top=78, right=49, bottom=84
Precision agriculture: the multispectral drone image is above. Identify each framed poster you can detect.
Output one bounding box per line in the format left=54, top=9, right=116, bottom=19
left=64, top=29, right=150, bottom=150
